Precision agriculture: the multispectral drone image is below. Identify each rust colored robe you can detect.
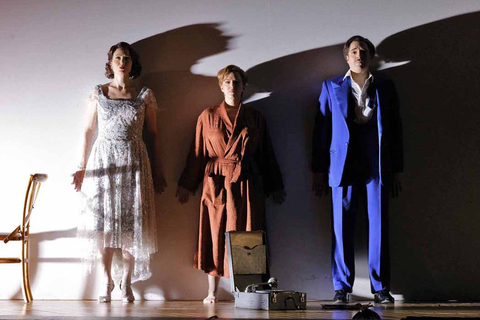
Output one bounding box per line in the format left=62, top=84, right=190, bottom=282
left=179, top=101, right=284, bottom=277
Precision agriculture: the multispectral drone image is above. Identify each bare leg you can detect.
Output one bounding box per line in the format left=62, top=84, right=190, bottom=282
left=203, top=275, right=219, bottom=303
left=121, top=250, right=135, bottom=302
left=98, top=247, right=115, bottom=301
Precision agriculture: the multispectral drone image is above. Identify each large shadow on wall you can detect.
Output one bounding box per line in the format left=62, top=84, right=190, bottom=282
left=376, top=12, right=480, bottom=300
left=131, top=24, right=228, bottom=300
left=242, top=48, right=345, bottom=300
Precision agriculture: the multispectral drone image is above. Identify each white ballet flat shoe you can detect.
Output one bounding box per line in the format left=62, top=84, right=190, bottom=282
left=203, top=295, right=218, bottom=304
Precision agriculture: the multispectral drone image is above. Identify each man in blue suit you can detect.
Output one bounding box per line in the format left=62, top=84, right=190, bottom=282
left=312, top=35, right=403, bottom=304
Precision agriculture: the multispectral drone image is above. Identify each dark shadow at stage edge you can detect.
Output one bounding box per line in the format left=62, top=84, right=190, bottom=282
left=375, top=11, right=480, bottom=301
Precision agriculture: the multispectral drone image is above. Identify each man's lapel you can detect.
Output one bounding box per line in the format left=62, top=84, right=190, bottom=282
left=371, top=77, right=384, bottom=136
left=332, top=77, right=350, bottom=119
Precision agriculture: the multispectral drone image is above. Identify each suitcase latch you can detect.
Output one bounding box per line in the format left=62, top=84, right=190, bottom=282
left=300, top=293, right=306, bottom=303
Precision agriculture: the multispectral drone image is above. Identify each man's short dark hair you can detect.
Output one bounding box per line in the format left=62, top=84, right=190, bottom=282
left=343, top=35, right=376, bottom=59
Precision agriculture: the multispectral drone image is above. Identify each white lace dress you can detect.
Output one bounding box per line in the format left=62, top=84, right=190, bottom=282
left=77, top=85, right=158, bottom=283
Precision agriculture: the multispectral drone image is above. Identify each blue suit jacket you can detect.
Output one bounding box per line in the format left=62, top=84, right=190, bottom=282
left=312, top=73, right=403, bottom=187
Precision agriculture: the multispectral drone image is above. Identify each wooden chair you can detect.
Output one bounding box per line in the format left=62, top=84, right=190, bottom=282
left=0, top=173, right=48, bottom=303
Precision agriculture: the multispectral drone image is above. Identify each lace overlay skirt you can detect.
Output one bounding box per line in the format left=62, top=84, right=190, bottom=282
left=77, top=138, right=157, bottom=283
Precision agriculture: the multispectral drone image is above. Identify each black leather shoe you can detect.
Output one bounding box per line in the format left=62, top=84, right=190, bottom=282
left=333, top=289, right=349, bottom=303
left=374, top=290, right=394, bottom=303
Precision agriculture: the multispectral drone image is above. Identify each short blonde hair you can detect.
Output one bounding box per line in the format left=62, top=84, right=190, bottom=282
left=217, top=65, right=248, bottom=87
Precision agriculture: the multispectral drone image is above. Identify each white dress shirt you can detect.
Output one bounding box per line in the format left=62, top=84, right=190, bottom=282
left=343, top=70, right=375, bottom=124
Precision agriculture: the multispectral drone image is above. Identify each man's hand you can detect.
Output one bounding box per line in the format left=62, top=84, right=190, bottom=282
left=391, top=173, right=403, bottom=198
left=312, top=172, right=329, bottom=198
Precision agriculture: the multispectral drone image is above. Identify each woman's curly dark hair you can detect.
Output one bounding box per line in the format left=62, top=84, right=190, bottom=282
left=104, top=42, right=142, bottom=79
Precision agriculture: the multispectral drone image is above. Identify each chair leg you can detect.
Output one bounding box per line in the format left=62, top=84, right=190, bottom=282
left=21, top=240, right=32, bottom=303
left=25, top=238, right=33, bottom=301
left=25, top=261, right=33, bottom=301
left=21, top=259, right=31, bottom=303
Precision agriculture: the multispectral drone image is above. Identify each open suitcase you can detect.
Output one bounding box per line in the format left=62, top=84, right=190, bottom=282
left=225, top=231, right=307, bottom=310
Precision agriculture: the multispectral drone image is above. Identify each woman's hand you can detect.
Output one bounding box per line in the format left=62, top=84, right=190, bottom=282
left=269, top=190, right=286, bottom=205
left=176, top=186, right=192, bottom=204
left=153, top=171, right=167, bottom=194
left=72, top=170, right=85, bottom=192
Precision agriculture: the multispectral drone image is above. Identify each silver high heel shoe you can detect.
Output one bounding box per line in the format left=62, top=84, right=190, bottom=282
left=120, top=281, right=135, bottom=303
left=98, top=282, right=115, bottom=303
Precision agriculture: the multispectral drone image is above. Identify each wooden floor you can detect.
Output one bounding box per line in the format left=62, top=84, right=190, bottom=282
left=1, top=300, right=480, bottom=319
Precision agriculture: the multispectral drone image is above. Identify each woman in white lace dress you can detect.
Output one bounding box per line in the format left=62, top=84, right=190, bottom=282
left=72, top=42, right=166, bottom=303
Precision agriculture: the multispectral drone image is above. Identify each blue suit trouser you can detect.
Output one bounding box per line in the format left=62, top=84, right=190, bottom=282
left=331, top=111, right=390, bottom=294
left=331, top=178, right=390, bottom=293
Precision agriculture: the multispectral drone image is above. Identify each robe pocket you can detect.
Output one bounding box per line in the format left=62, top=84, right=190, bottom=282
left=206, top=176, right=226, bottom=205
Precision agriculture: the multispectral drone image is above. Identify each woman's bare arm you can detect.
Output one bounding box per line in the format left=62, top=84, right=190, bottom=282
left=72, top=94, right=98, bottom=192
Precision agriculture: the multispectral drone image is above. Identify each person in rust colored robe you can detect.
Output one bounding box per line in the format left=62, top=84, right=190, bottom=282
left=176, top=65, right=285, bottom=303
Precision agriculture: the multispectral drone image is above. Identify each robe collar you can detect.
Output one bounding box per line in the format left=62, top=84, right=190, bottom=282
left=219, top=100, right=246, bottom=156
left=219, top=100, right=244, bottom=133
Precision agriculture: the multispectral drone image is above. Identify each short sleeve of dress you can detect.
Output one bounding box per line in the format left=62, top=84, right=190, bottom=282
left=142, top=88, right=158, bottom=110
left=83, top=86, right=100, bottom=118
left=86, top=85, right=100, bottom=105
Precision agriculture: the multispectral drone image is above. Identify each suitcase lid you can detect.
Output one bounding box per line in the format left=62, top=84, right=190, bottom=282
left=225, top=231, right=270, bottom=293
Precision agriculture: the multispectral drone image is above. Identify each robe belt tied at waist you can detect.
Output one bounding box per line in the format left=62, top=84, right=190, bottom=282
left=205, top=158, right=259, bottom=183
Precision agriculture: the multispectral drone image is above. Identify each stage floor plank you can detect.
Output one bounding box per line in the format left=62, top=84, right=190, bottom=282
left=1, top=300, right=480, bottom=319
